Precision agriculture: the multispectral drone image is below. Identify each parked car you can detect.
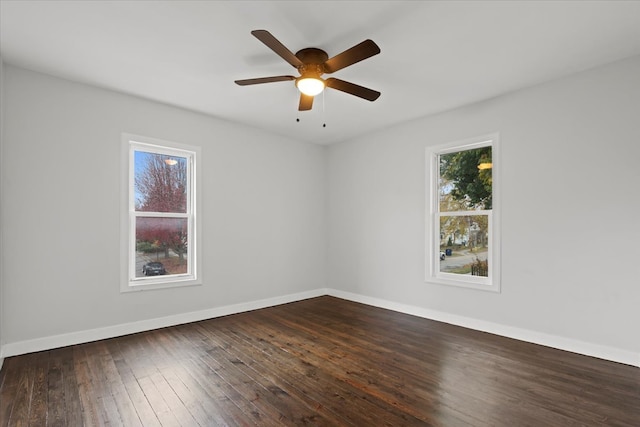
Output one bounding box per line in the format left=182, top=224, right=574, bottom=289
left=440, top=251, right=446, bottom=261
left=142, top=261, right=166, bottom=276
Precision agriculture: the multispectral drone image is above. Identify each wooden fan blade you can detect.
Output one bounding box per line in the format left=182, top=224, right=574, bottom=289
left=298, top=94, right=314, bottom=111
left=325, top=78, right=380, bottom=101
left=324, top=39, right=380, bottom=73
left=235, top=75, right=296, bottom=86
left=251, top=30, right=303, bottom=68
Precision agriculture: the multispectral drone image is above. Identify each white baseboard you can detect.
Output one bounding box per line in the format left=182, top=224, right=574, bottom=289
left=2, top=288, right=638, bottom=368
left=0, top=288, right=328, bottom=359
left=326, top=289, right=640, bottom=368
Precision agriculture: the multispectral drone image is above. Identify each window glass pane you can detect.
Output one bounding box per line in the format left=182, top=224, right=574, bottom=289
left=439, top=146, right=492, bottom=212
left=135, top=217, right=188, bottom=278
left=134, top=150, right=187, bottom=213
left=439, top=214, right=489, bottom=276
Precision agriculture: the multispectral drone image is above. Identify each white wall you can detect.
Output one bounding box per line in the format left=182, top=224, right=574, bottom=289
left=327, top=55, right=640, bottom=365
left=1, top=65, right=326, bottom=349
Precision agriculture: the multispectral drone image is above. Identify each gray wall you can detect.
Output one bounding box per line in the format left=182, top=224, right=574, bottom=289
left=2, top=55, right=639, bottom=365
left=1, top=65, right=326, bottom=346
left=327, top=55, right=640, bottom=361
left=0, top=55, right=4, bottom=368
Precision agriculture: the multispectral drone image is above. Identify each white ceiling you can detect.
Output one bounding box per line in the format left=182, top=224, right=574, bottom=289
left=2, top=1, right=640, bottom=145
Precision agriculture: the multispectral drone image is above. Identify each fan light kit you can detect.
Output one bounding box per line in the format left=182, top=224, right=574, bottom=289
left=296, top=77, right=325, bottom=96
left=235, top=30, right=381, bottom=111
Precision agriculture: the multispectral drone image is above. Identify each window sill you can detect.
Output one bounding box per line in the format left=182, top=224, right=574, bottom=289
left=121, top=276, right=202, bottom=293
left=426, top=274, right=500, bottom=293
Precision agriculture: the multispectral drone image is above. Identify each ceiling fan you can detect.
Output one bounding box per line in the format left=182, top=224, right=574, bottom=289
left=235, top=30, right=381, bottom=111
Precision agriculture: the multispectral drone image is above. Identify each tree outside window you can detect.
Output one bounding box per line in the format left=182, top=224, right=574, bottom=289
left=439, top=146, right=491, bottom=276
left=134, top=151, right=189, bottom=277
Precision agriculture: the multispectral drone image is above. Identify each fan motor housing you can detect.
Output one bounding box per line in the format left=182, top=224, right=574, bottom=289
left=295, top=48, right=329, bottom=75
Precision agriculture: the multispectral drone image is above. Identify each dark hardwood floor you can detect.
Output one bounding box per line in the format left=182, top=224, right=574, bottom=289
left=1, top=296, right=638, bottom=426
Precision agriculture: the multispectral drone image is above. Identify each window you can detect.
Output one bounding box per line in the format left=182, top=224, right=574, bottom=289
left=426, top=133, right=500, bottom=292
left=121, top=134, right=201, bottom=292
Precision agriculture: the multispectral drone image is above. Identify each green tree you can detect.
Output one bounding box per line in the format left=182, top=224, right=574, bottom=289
left=440, top=146, right=492, bottom=209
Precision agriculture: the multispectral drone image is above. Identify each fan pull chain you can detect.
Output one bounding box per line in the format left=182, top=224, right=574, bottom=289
left=294, top=90, right=326, bottom=127
left=322, top=91, right=326, bottom=128
left=295, top=85, right=301, bottom=123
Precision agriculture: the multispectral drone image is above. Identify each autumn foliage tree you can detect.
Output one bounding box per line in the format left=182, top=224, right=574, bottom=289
left=135, top=153, right=188, bottom=261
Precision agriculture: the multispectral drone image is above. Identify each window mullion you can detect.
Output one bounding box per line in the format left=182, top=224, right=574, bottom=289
left=133, top=211, right=189, bottom=218
left=437, top=210, right=492, bottom=217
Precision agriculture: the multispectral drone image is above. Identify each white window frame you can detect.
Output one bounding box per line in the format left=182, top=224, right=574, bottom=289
left=425, top=133, right=501, bottom=292
left=120, top=133, right=202, bottom=292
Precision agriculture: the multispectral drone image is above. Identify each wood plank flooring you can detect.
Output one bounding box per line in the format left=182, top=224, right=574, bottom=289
left=1, top=296, right=638, bottom=426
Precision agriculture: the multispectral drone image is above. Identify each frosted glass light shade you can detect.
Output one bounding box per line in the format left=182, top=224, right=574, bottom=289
left=296, top=77, right=325, bottom=96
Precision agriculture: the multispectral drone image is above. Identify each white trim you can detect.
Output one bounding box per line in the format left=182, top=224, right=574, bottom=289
left=1, top=288, right=328, bottom=358
left=1, top=289, right=637, bottom=368
left=326, top=289, right=640, bottom=368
